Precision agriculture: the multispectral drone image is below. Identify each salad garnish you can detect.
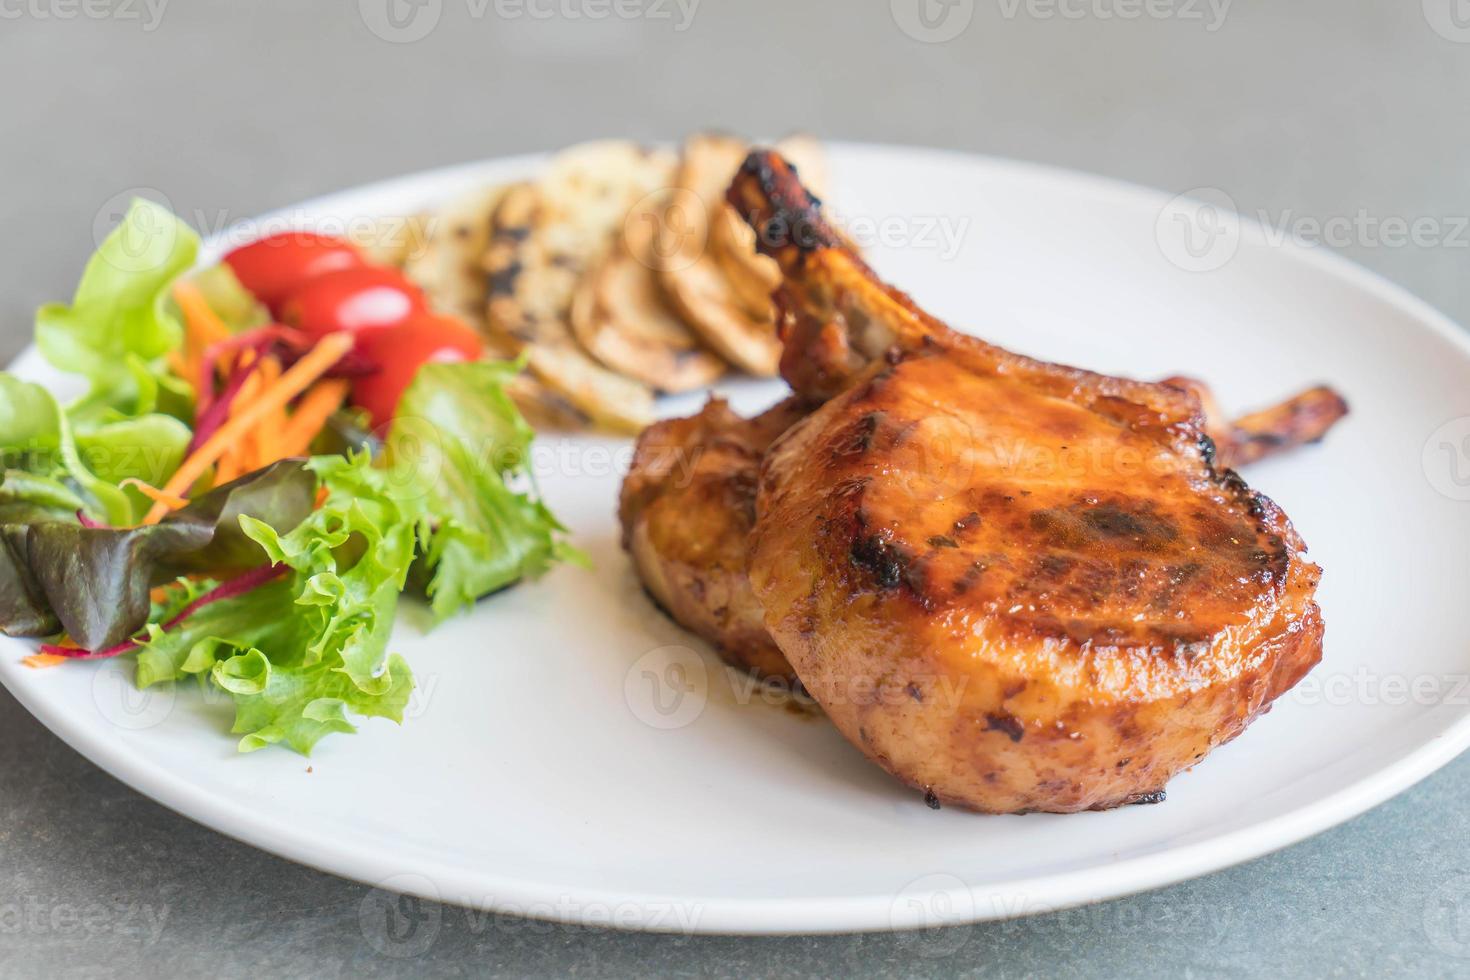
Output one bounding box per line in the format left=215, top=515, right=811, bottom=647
left=0, top=200, right=582, bottom=753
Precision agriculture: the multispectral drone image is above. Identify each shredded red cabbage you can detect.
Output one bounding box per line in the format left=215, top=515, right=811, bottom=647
left=39, top=563, right=288, bottom=661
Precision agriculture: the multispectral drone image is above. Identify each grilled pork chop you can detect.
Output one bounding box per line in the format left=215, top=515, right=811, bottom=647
left=620, top=379, right=1342, bottom=687
left=722, top=152, right=1328, bottom=812
left=620, top=396, right=809, bottom=678
left=621, top=161, right=1345, bottom=696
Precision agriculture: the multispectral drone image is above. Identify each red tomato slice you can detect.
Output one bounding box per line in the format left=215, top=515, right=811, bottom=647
left=279, top=266, right=427, bottom=340
left=351, top=313, right=485, bottom=425
left=221, top=232, right=364, bottom=313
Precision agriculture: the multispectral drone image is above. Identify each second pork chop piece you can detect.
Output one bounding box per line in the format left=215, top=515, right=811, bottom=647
left=731, top=151, right=1326, bottom=813
left=619, top=397, right=808, bottom=678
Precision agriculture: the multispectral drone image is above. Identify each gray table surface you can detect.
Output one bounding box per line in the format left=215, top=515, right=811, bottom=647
left=4, top=1, right=1470, bottom=975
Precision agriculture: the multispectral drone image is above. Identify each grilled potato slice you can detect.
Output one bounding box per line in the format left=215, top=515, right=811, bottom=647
left=655, top=134, right=835, bottom=376
left=655, top=134, right=780, bottom=375
left=358, top=213, right=434, bottom=269
left=523, top=344, right=652, bottom=433
left=483, top=141, right=674, bottom=430
left=504, top=373, right=592, bottom=431
left=570, top=192, right=725, bottom=392
left=400, top=182, right=508, bottom=329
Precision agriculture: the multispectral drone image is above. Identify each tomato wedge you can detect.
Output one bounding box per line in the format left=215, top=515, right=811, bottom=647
left=222, top=232, right=365, bottom=313
left=351, top=313, right=484, bottom=425
left=279, top=266, right=426, bottom=340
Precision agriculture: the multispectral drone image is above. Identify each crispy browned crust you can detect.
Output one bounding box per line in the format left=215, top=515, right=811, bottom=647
left=731, top=149, right=1327, bottom=813
left=619, top=397, right=809, bottom=679
left=1163, top=376, right=1350, bottom=469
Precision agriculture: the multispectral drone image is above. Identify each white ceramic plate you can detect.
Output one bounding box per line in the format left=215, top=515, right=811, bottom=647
left=4, top=144, right=1469, bottom=936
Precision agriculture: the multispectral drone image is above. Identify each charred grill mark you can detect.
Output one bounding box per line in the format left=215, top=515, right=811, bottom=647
left=487, top=259, right=523, bottom=297
left=1146, top=561, right=1203, bottom=612
left=832, top=411, right=883, bottom=459
left=985, top=712, right=1025, bottom=743
left=849, top=366, right=899, bottom=405
left=730, top=151, right=842, bottom=257
left=728, top=470, right=759, bottom=524
left=1198, top=432, right=1218, bottom=468
left=1034, top=554, right=1075, bottom=581
left=953, top=559, right=990, bottom=596
left=928, top=535, right=958, bottom=549
left=1128, top=790, right=1167, bottom=806
left=953, top=512, right=981, bottom=534
left=1029, top=500, right=1181, bottom=553
left=850, top=532, right=911, bottom=589
left=1087, top=503, right=1179, bottom=544
left=1218, top=468, right=1252, bottom=502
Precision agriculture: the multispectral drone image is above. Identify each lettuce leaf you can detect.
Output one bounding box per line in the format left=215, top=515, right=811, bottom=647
left=0, top=461, right=315, bottom=648
left=4, top=198, right=201, bottom=525
left=134, top=574, right=414, bottom=754
left=134, top=454, right=419, bottom=754
left=388, top=360, right=583, bottom=621
left=35, top=199, right=198, bottom=408
left=0, top=374, right=132, bottom=525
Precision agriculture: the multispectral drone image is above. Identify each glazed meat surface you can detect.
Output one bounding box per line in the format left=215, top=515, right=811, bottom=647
left=619, top=376, right=1340, bottom=689
left=619, top=396, right=808, bottom=678
left=726, top=152, right=1329, bottom=812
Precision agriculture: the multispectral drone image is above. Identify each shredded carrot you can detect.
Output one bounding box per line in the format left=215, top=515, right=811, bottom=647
left=120, top=478, right=189, bottom=512
left=214, top=363, right=266, bottom=484
left=144, top=332, right=355, bottom=524
left=23, top=653, right=67, bottom=669
left=212, top=456, right=240, bottom=488
left=276, top=379, right=350, bottom=459
left=173, top=281, right=232, bottom=401
left=249, top=356, right=284, bottom=466
left=174, top=280, right=231, bottom=345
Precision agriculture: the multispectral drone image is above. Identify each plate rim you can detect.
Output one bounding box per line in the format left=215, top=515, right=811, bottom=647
left=3, top=140, right=1469, bottom=935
